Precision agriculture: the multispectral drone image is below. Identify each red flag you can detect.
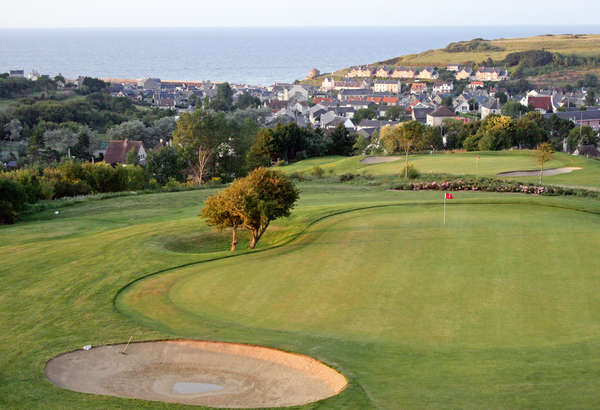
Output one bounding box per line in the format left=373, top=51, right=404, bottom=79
left=445, top=193, right=453, bottom=199
left=477, top=155, right=481, bottom=159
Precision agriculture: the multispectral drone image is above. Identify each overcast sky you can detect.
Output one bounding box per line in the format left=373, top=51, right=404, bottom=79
left=2, top=0, right=600, bottom=28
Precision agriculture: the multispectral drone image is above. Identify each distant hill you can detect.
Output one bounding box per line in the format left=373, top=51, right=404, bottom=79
left=304, top=34, right=600, bottom=87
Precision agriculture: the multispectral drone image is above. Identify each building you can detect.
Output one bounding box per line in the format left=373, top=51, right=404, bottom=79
left=346, top=66, right=374, bottom=78
left=373, top=80, right=401, bottom=94
left=426, top=106, right=457, bottom=127
left=546, top=109, right=600, bottom=130
left=9, top=70, right=25, bottom=78
left=375, top=67, right=392, bottom=78
left=391, top=67, right=417, bottom=79
left=480, top=100, right=502, bottom=120
left=416, top=67, right=439, bottom=80
left=455, top=67, right=473, bottom=80
left=104, top=139, right=147, bottom=165
left=410, top=82, right=428, bottom=94
left=474, top=67, right=509, bottom=82
left=527, top=96, right=554, bottom=114
left=432, top=82, right=454, bottom=94
left=143, top=78, right=161, bottom=91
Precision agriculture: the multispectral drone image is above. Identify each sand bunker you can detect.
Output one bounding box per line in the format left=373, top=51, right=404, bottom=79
left=498, top=167, right=582, bottom=177
left=45, top=340, right=347, bottom=408
left=360, top=156, right=401, bottom=164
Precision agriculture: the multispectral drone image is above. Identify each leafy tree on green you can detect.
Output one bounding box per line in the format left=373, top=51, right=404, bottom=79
left=353, top=106, right=377, bottom=124
left=384, top=106, right=406, bottom=121
left=495, top=92, right=508, bottom=104
left=201, top=167, right=299, bottom=250
left=235, top=92, right=261, bottom=110
left=533, top=142, right=553, bottom=185
left=567, top=126, right=598, bottom=151
left=501, top=101, right=531, bottom=119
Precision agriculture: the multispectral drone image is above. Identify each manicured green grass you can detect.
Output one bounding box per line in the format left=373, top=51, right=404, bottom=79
left=277, top=151, right=600, bottom=189
left=2, top=181, right=600, bottom=408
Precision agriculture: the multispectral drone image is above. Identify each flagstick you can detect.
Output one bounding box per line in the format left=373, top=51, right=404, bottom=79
left=443, top=193, right=446, bottom=225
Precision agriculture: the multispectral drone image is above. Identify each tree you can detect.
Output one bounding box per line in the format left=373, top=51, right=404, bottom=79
left=235, top=92, right=261, bottom=109
left=173, top=109, right=231, bottom=183
left=126, top=147, right=139, bottom=166
left=3, top=119, right=23, bottom=142
left=567, top=126, right=598, bottom=151
left=146, top=147, right=187, bottom=185
left=80, top=77, right=107, bottom=94
left=208, top=82, right=234, bottom=111
left=380, top=121, right=425, bottom=177
left=201, top=187, right=245, bottom=251
left=353, top=134, right=369, bottom=155
left=441, top=96, right=454, bottom=107
left=495, top=91, right=508, bottom=104
left=43, top=128, right=78, bottom=156
left=353, top=106, right=377, bottom=124
left=585, top=90, right=596, bottom=107
left=201, top=168, right=299, bottom=250
left=476, top=115, right=515, bottom=151
left=384, top=106, right=406, bottom=121
left=327, top=124, right=356, bottom=156
left=515, top=112, right=546, bottom=149
left=533, top=142, right=553, bottom=185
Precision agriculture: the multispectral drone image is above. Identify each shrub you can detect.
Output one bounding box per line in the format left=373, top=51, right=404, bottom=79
left=339, top=173, right=356, bottom=182
left=312, top=165, right=325, bottom=178
left=402, top=164, right=420, bottom=179
left=275, top=160, right=286, bottom=167
left=289, top=171, right=305, bottom=181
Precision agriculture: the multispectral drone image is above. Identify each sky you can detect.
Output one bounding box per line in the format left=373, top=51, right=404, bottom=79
left=2, top=0, right=600, bottom=28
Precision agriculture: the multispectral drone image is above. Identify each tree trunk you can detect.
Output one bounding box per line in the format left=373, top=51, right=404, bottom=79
left=405, top=148, right=409, bottom=178
left=540, top=161, right=544, bottom=185
left=230, top=225, right=238, bottom=252
left=249, top=229, right=259, bottom=249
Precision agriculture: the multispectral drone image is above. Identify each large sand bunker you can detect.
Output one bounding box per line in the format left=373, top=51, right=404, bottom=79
left=45, top=340, right=347, bottom=408
left=498, top=167, right=582, bottom=177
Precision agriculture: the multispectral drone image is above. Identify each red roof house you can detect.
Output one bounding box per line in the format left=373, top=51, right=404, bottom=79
left=104, top=139, right=147, bottom=165
left=527, top=96, right=554, bottom=113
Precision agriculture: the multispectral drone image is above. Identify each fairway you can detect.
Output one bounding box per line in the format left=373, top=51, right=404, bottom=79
left=119, top=202, right=600, bottom=408
left=3, top=184, right=600, bottom=408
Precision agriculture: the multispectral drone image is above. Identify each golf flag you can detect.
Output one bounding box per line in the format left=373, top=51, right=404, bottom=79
left=445, top=193, right=453, bottom=200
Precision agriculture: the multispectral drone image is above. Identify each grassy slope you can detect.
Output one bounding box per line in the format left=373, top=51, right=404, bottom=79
left=120, top=201, right=600, bottom=408
left=306, top=34, right=600, bottom=84
left=277, top=151, right=600, bottom=189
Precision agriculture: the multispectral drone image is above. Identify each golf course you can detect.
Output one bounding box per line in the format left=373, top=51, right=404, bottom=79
left=2, top=151, right=600, bottom=408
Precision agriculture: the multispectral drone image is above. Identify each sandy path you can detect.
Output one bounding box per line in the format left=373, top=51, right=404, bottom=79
left=45, top=340, right=346, bottom=408
left=360, top=156, right=402, bottom=164
left=498, top=167, right=582, bottom=177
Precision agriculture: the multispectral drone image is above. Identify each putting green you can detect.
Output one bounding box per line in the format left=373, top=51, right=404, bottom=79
left=118, top=203, right=600, bottom=407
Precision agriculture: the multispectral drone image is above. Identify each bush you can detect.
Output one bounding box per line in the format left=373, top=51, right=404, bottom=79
left=339, top=173, right=356, bottom=182
left=275, top=160, right=286, bottom=167
left=312, top=165, right=325, bottom=178
left=289, top=171, right=305, bottom=181
left=0, top=177, right=27, bottom=223
left=402, top=164, right=420, bottom=179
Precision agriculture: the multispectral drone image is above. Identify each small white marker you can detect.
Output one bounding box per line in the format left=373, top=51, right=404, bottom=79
left=83, top=345, right=92, bottom=351
left=54, top=211, right=59, bottom=215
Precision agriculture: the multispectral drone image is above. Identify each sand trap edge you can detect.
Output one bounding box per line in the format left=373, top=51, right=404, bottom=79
left=45, top=338, right=348, bottom=408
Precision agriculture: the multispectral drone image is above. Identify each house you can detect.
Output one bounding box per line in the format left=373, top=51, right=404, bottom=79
left=410, top=82, right=428, bottom=94
left=574, top=144, right=600, bottom=158
left=528, top=96, right=554, bottom=114
left=480, top=99, right=502, bottom=120
left=467, top=81, right=484, bottom=89
left=432, top=82, right=454, bottom=94
left=346, top=66, right=374, bottom=78
left=546, top=109, right=600, bottom=130
left=104, top=139, right=147, bottom=165
left=416, top=67, right=439, bottom=80
left=9, top=70, right=25, bottom=78
left=474, top=67, right=508, bottom=82
left=373, top=80, right=401, bottom=94
left=143, top=78, right=161, bottom=91
left=455, top=67, right=473, bottom=80
left=284, top=85, right=309, bottom=102
left=375, top=67, right=392, bottom=78
left=321, top=77, right=335, bottom=91
left=391, top=67, right=417, bottom=79
left=313, top=96, right=333, bottom=104
left=447, top=64, right=462, bottom=72
left=412, top=107, right=434, bottom=123
left=426, top=106, right=457, bottom=126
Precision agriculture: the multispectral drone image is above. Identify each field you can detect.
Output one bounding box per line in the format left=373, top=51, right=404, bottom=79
left=277, top=151, right=600, bottom=189
left=1, top=153, right=600, bottom=408
left=305, top=34, right=600, bottom=86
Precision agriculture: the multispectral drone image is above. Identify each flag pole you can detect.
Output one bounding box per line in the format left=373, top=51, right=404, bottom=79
left=443, top=192, right=446, bottom=225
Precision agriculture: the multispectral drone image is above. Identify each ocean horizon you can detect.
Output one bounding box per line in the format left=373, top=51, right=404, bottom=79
left=2, top=25, right=600, bottom=85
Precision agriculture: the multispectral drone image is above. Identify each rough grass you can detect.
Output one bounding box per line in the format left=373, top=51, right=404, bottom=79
left=277, top=151, right=600, bottom=189
left=2, top=179, right=600, bottom=408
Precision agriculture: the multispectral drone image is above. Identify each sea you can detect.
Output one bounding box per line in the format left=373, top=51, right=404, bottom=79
left=1, top=26, right=599, bottom=85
